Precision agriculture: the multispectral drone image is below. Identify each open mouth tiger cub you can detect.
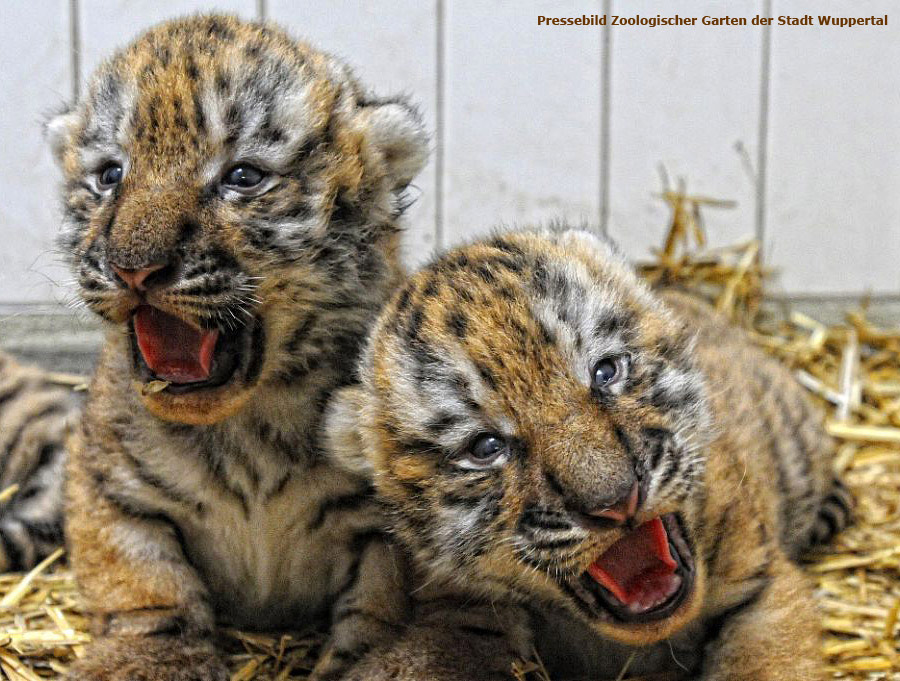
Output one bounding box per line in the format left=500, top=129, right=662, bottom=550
left=328, top=227, right=851, bottom=680
left=48, top=14, right=428, bottom=681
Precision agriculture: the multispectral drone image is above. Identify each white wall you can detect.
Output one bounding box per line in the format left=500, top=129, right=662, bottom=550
left=1, top=0, right=897, bottom=305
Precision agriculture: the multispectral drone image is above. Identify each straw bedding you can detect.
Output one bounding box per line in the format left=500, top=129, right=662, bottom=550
left=1, top=196, right=897, bottom=680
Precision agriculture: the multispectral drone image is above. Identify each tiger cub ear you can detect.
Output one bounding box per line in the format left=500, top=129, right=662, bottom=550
left=356, top=98, right=429, bottom=192
left=324, top=386, right=374, bottom=477
left=44, top=105, right=80, bottom=166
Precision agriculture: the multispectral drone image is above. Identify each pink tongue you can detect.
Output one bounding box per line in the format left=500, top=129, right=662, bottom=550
left=133, top=306, right=219, bottom=384
left=586, top=517, right=678, bottom=607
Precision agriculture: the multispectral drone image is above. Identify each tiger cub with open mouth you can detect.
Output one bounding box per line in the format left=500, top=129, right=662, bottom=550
left=48, top=14, right=427, bottom=681
left=328, top=227, right=851, bottom=680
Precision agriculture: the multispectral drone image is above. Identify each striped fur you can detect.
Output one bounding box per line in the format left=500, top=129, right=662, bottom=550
left=328, top=227, right=850, bottom=681
left=811, top=478, right=853, bottom=545
left=0, top=351, right=79, bottom=571
left=48, top=15, right=426, bottom=681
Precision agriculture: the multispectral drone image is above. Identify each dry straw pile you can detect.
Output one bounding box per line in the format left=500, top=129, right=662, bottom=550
left=0, top=194, right=897, bottom=680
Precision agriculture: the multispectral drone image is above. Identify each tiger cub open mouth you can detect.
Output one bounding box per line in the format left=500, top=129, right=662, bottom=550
left=129, top=305, right=256, bottom=394
left=570, top=514, right=695, bottom=623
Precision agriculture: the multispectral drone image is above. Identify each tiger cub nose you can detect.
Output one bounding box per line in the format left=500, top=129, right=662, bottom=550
left=111, top=263, right=168, bottom=292
left=587, top=481, right=640, bottom=524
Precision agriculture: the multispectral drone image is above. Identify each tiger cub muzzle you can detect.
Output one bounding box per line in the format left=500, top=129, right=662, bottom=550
left=104, top=246, right=265, bottom=423
left=569, top=512, right=696, bottom=624
left=525, top=479, right=698, bottom=628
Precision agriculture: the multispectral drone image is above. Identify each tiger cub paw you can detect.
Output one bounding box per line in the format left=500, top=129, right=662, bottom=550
left=65, top=635, right=229, bottom=681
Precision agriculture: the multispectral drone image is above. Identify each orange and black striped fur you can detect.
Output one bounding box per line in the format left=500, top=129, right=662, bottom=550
left=47, top=15, right=427, bottom=681
left=0, top=351, right=78, bottom=571
left=328, top=228, right=852, bottom=681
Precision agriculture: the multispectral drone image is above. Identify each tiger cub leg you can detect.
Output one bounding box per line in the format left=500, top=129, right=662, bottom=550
left=346, top=596, right=532, bottom=681
left=310, top=537, right=411, bottom=681
left=64, top=437, right=227, bottom=681
left=700, top=555, right=821, bottom=681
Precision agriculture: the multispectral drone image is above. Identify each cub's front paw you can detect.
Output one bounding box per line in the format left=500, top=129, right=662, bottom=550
left=66, top=635, right=229, bottom=681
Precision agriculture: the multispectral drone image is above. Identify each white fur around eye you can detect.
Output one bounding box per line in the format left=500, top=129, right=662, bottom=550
left=83, top=156, right=129, bottom=196
left=456, top=452, right=510, bottom=471
left=456, top=435, right=510, bottom=471
left=219, top=174, right=280, bottom=200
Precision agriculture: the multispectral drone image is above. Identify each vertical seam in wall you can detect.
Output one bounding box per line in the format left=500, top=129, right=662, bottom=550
left=434, top=0, right=446, bottom=251
left=755, top=0, right=772, bottom=259
left=257, top=0, right=267, bottom=21
left=599, top=0, right=612, bottom=236
left=69, top=0, right=81, bottom=102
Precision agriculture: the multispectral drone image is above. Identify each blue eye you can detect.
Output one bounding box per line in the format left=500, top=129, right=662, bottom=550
left=469, top=434, right=507, bottom=463
left=98, top=163, right=123, bottom=189
left=222, top=164, right=265, bottom=189
left=591, top=357, right=624, bottom=389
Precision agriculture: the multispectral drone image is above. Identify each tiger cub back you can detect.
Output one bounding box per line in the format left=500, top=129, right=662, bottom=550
left=0, top=351, right=80, bottom=571
left=661, top=290, right=851, bottom=556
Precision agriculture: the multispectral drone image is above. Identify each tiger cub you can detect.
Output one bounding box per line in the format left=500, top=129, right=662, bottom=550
left=0, top=351, right=78, bottom=570
left=47, top=15, right=427, bottom=681
left=327, top=228, right=851, bottom=680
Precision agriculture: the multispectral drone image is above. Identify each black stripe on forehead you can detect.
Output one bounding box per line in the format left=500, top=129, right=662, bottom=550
left=171, top=97, right=188, bottom=130
left=79, top=72, right=127, bottom=149
left=215, top=69, right=231, bottom=94
left=185, top=54, right=200, bottom=80
left=252, top=107, right=286, bottom=146
left=593, top=307, right=637, bottom=341
left=192, top=91, right=207, bottom=134
left=445, top=309, right=468, bottom=339
left=546, top=267, right=574, bottom=301
left=425, top=412, right=464, bottom=436
left=204, top=16, right=237, bottom=42
left=485, top=236, right=529, bottom=258
left=528, top=260, right=590, bottom=336
left=526, top=251, right=647, bottom=351
left=224, top=103, right=243, bottom=146
left=95, top=71, right=123, bottom=110
left=531, top=257, right=549, bottom=295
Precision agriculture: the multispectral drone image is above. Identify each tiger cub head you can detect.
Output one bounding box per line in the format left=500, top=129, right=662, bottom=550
left=47, top=14, right=427, bottom=425
left=328, top=228, right=714, bottom=645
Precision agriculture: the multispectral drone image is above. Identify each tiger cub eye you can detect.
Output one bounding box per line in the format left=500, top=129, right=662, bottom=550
left=592, top=358, right=619, bottom=388
left=468, top=434, right=507, bottom=464
left=98, top=163, right=124, bottom=189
